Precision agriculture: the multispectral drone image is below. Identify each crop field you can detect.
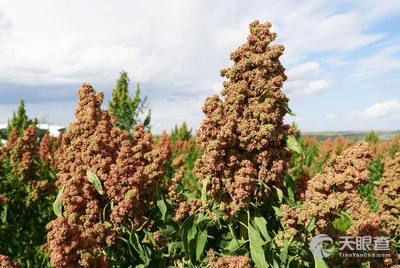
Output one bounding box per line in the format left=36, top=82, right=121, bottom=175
left=1, top=20, right=400, bottom=268
left=303, top=130, right=400, bottom=142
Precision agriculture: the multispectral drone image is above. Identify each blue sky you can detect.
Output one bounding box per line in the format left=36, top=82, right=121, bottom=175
left=0, top=0, right=399, bottom=135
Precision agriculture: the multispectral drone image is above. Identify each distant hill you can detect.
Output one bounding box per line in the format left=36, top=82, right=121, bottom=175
left=302, top=130, right=400, bottom=142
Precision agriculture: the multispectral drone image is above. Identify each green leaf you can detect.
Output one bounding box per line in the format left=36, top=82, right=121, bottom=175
left=284, top=135, right=304, bottom=157
left=187, top=221, right=197, bottom=244
left=274, top=186, right=283, bottom=203
left=287, top=185, right=295, bottom=202
left=159, top=222, right=179, bottom=236
left=222, top=238, right=247, bottom=254
left=272, top=206, right=282, bottom=217
left=129, top=226, right=151, bottom=261
left=306, top=216, right=316, bottom=233
left=189, top=239, right=197, bottom=264
left=108, top=258, right=128, bottom=266
left=314, top=256, right=329, bottom=268
left=157, top=186, right=167, bottom=221
left=208, top=197, right=215, bottom=212
left=86, top=170, right=104, bottom=195
left=248, top=211, right=269, bottom=268
left=197, top=212, right=205, bottom=224
left=276, top=102, right=296, bottom=116
left=286, top=256, right=295, bottom=267
left=182, top=214, right=196, bottom=253
left=197, top=218, right=213, bottom=232
left=284, top=172, right=297, bottom=202
left=258, top=89, right=271, bottom=103
left=283, top=173, right=298, bottom=207
left=254, top=208, right=271, bottom=242
left=1, top=203, right=8, bottom=224
left=118, top=236, right=137, bottom=261
left=283, top=197, right=297, bottom=208
left=102, top=199, right=114, bottom=223
left=332, top=211, right=352, bottom=232
left=110, top=198, right=114, bottom=210
left=182, top=191, right=197, bottom=199
left=31, top=156, right=41, bottom=167
left=182, top=214, right=200, bottom=264
left=53, top=185, right=65, bottom=217
left=195, top=228, right=208, bottom=261
left=273, top=258, right=280, bottom=268
left=280, top=240, right=289, bottom=263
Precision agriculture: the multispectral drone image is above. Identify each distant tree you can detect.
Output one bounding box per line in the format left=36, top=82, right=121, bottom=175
left=365, top=130, right=379, bottom=144
left=108, top=71, right=151, bottom=134
left=6, top=99, right=38, bottom=137
left=171, top=122, right=193, bottom=144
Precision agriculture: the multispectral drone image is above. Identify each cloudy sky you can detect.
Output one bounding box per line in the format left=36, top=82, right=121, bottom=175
left=0, top=0, right=399, bottom=135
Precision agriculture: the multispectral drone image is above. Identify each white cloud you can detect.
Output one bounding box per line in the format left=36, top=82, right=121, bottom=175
left=347, top=45, right=400, bottom=81
left=293, top=117, right=314, bottom=122
left=282, top=80, right=304, bottom=93
left=212, top=82, right=224, bottom=94
left=0, top=0, right=400, bottom=134
left=321, top=55, right=354, bottom=68
left=362, top=79, right=400, bottom=89
left=351, top=99, right=400, bottom=118
left=286, top=61, right=322, bottom=80
left=392, top=113, right=400, bottom=119
left=304, top=79, right=333, bottom=95
left=0, top=0, right=396, bottom=87
left=149, top=95, right=206, bottom=135
left=314, top=12, right=384, bottom=51
left=326, top=113, right=337, bottom=118
left=213, top=20, right=251, bottom=52
left=276, top=2, right=390, bottom=66
left=0, top=0, right=206, bottom=87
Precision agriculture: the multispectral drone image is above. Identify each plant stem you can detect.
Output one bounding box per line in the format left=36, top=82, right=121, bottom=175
left=239, top=210, right=248, bottom=241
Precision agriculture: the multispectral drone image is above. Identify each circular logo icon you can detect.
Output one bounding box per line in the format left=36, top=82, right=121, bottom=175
left=310, top=234, right=335, bottom=258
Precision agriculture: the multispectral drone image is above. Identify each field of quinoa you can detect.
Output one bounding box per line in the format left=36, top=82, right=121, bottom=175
left=1, top=20, right=400, bottom=268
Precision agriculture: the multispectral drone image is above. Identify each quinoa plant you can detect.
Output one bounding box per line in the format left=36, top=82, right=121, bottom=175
left=0, top=255, right=23, bottom=268
left=187, top=19, right=296, bottom=222
left=154, top=126, right=203, bottom=197
left=170, top=20, right=305, bottom=267
left=281, top=141, right=399, bottom=267
left=46, top=83, right=166, bottom=267
left=376, top=152, right=400, bottom=237
left=0, top=125, right=57, bottom=267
